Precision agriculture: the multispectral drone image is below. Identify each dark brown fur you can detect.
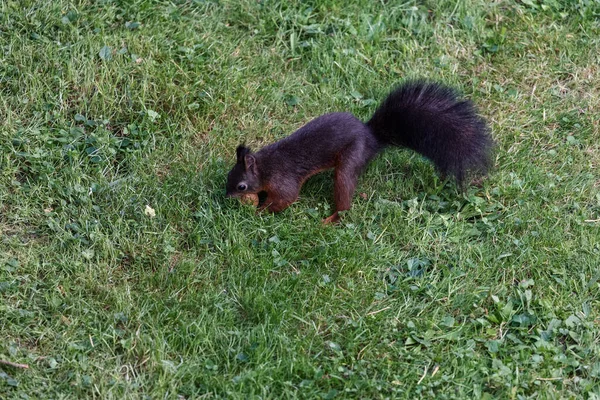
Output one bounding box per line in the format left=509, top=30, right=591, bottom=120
left=225, top=81, right=494, bottom=223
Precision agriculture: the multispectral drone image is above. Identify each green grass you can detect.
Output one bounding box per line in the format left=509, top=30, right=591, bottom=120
left=1, top=0, right=599, bottom=398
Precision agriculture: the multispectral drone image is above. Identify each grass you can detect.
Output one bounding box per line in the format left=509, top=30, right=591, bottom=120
left=1, top=0, right=599, bottom=398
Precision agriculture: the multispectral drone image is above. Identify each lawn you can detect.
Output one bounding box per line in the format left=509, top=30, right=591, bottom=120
left=1, top=0, right=599, bottom=398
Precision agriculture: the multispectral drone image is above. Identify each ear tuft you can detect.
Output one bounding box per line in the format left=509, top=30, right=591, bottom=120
left=236, top=145, right=251, bottom=162
left=244, top=154, right=256, bottom=171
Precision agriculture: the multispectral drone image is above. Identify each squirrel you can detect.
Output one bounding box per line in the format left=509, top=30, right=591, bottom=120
left=226, top=81, right=494, bottom=224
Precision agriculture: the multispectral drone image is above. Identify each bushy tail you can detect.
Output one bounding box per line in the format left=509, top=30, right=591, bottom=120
left=366, top=81, right=494, bottom=186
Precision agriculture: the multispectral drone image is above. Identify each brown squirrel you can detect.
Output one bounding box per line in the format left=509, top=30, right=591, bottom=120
left=226, top=81, right=494, bottom=223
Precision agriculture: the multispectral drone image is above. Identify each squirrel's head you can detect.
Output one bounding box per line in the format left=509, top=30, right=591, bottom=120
left=225, top=145, right=261, bottom=198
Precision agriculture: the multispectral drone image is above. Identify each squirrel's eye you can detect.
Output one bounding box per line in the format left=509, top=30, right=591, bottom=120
left=237, top=183, right=247, bottom=191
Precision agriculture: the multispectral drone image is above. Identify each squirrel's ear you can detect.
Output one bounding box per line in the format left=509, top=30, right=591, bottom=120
left=236, top=145, right=251, bottom=162
left=244, top=154, right=256, bottom=172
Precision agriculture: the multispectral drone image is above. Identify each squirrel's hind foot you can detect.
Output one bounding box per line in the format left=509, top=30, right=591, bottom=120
left=322, top=212, right=341, bottom=225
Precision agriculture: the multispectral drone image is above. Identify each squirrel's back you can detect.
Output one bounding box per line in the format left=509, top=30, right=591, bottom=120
left=255, top=112, right=379, bottom=180
left=367, top=81, right=493, bottom=186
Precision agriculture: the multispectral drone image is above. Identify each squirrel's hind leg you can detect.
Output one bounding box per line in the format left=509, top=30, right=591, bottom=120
left=323, top=148, right=369, bottom=224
